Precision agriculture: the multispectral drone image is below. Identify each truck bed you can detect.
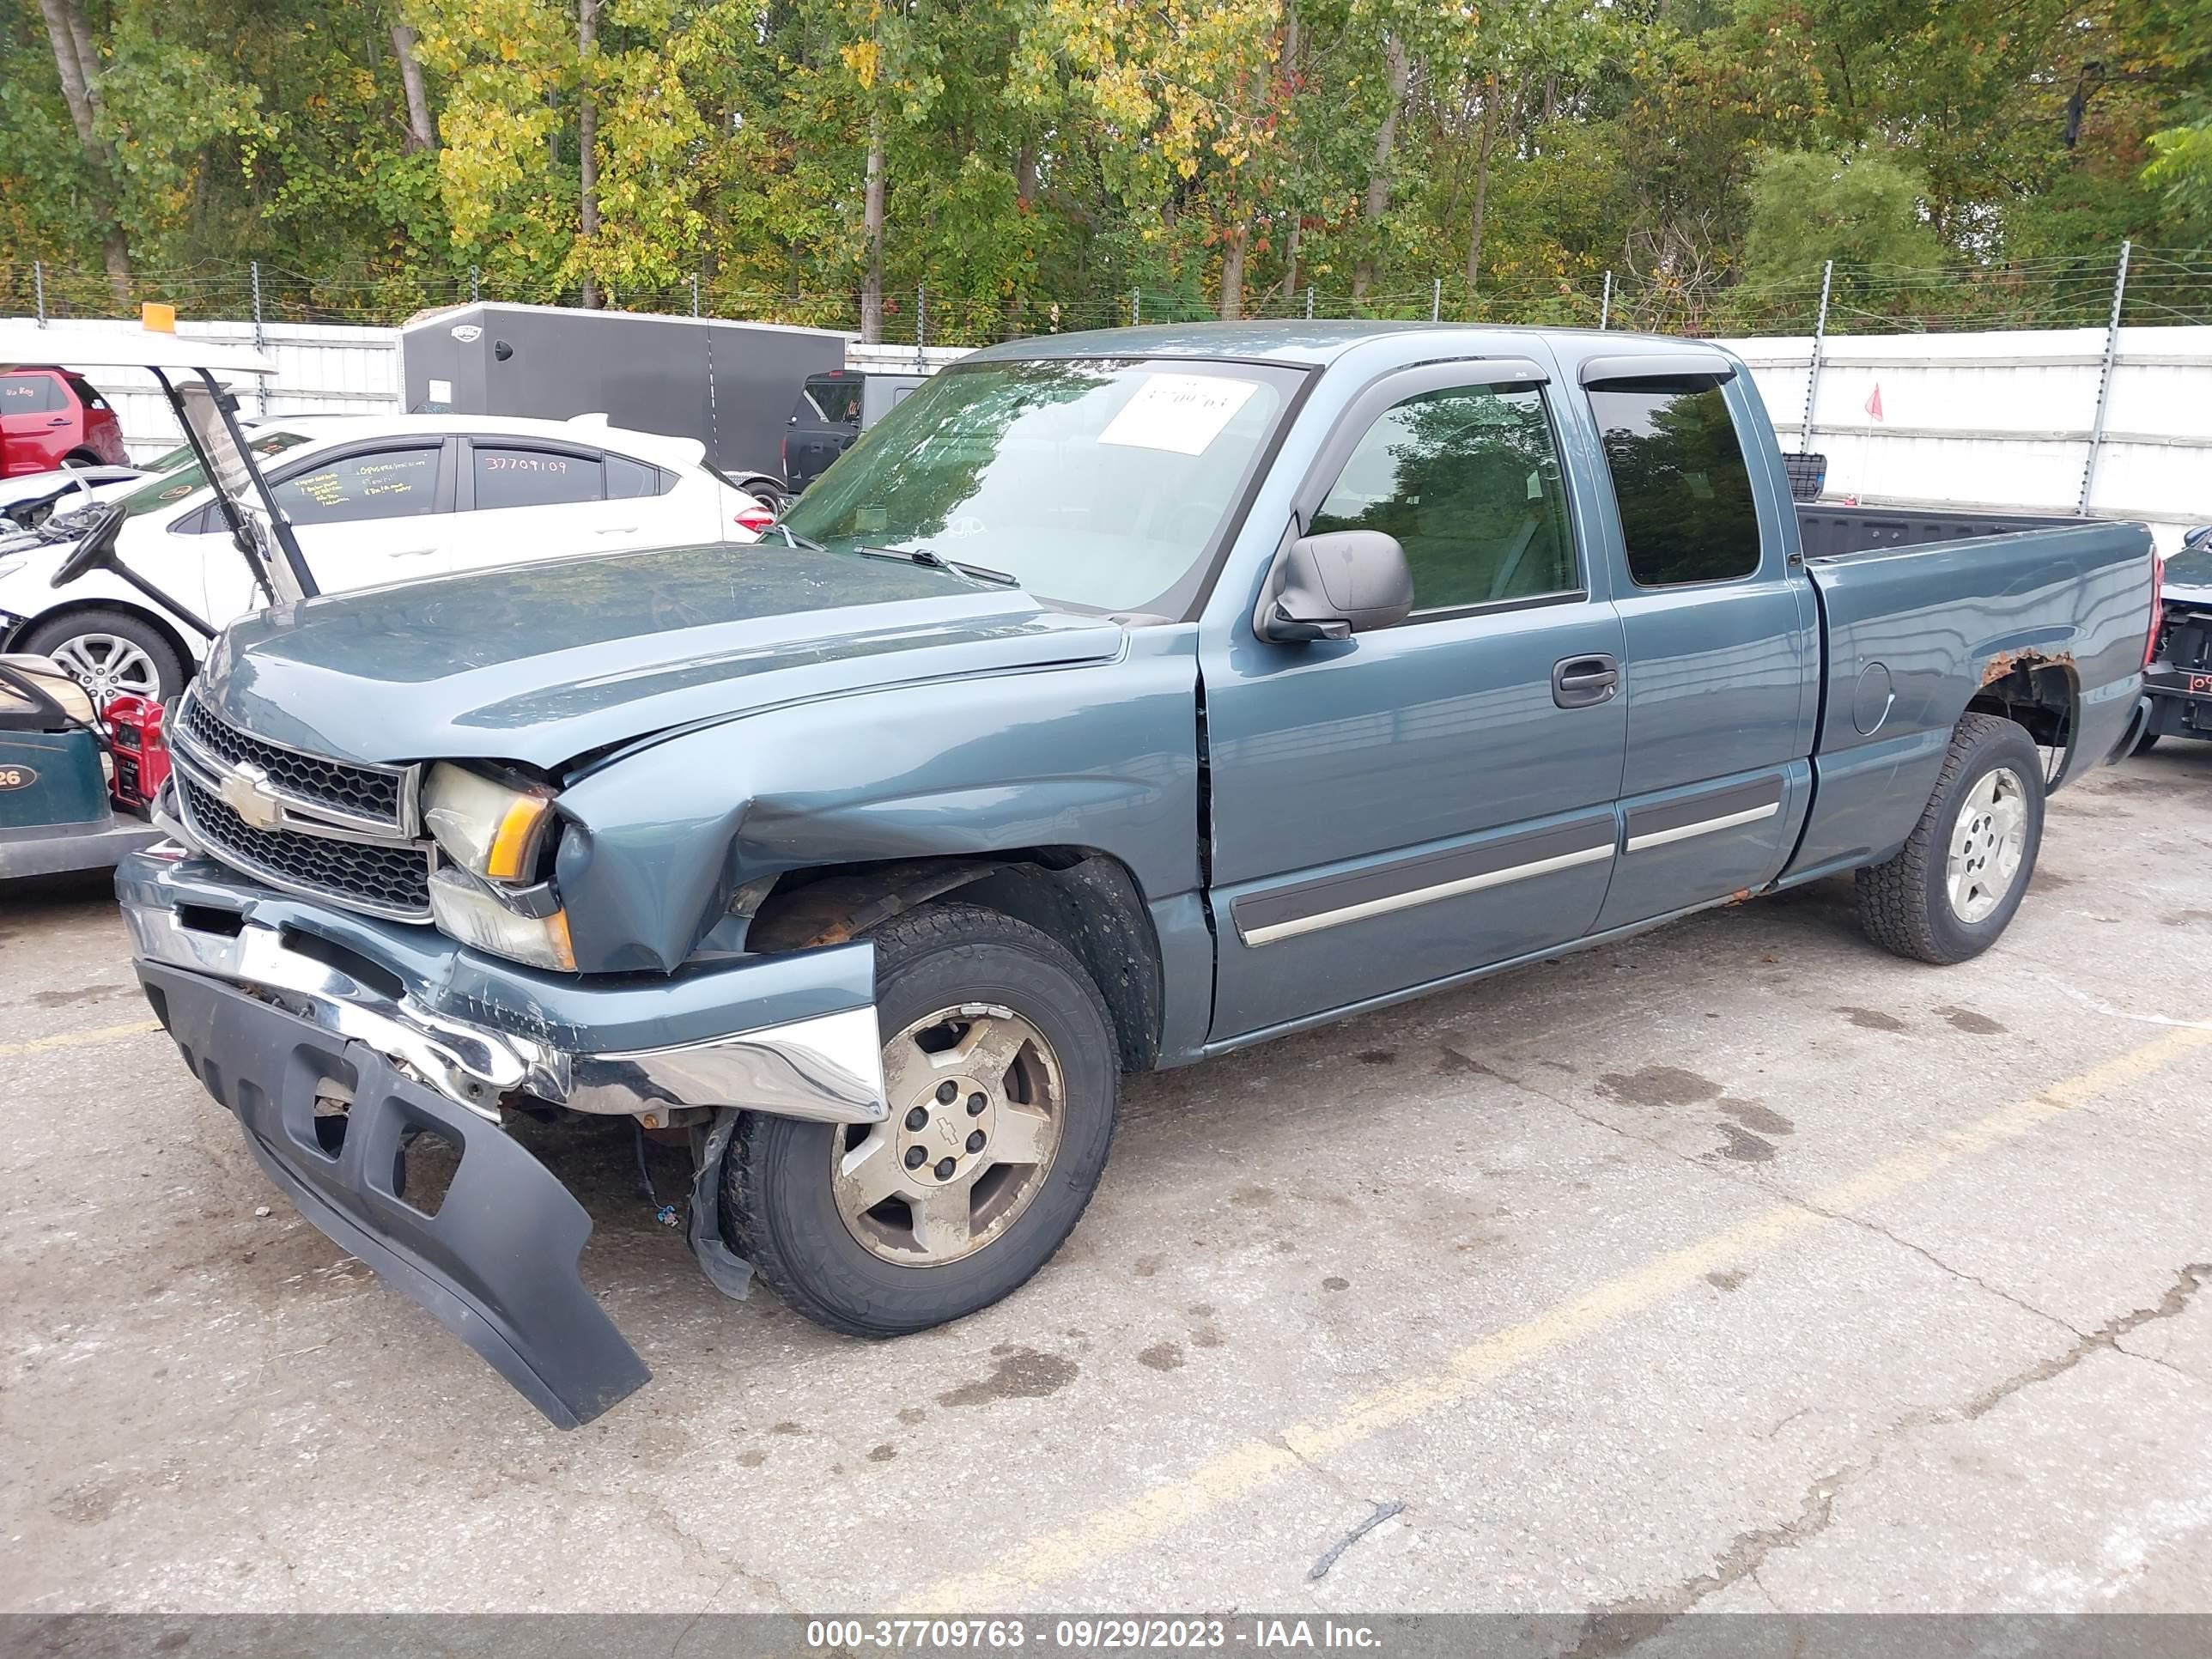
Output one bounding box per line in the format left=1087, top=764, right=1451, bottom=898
left=1782, top=514, right=2156, bottom=884
left=1796, top=502, right=2088, bottom=559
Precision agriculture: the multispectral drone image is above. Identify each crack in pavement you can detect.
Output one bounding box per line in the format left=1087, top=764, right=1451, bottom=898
left=1950, top=1263, right=2210, bottom=1424
left=1559, top=1263, right=2212, bottom=1652
left=1564, top=1461, right=1865, bottom=1658
left=1802, top=1202, right=2087, bottom=1341
left=1474, top=1042, right=2144, bottom=1354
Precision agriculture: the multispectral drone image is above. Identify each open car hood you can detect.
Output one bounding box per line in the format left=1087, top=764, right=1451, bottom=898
left=194, top=541, right=1127, bottom=772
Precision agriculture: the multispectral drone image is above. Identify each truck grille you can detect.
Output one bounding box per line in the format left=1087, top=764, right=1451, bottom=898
left=176, top=772, right=435, bottom=921
left=175, top=693, right=410, bottom=830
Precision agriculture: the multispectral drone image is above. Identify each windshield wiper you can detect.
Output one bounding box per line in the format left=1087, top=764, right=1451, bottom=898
left=859, top=544, right=1019, bottom=586
left=769, top=523, right=829, bottom=555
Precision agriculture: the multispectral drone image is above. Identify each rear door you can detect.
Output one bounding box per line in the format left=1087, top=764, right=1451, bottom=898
left=439, top=438, right=689, bottom=576
left=786, top=374, right=863, bottom=488
left=1571, top=355, right=1819, bottom=930
left=1201, top=355, right=1629, bottom=1040
left=0, top=371, right=69, bottom=476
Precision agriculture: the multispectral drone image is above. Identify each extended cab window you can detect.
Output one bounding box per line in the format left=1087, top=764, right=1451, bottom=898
left=472, top=447, right=603, bottom=508
left=275, top=447, right=441, bottom=525
left=1588, top=380, right=1760, bottom=586
left=1311, top=383, right=1578, bottom=613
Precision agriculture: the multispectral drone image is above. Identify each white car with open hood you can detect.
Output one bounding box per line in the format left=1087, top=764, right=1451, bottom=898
left=0, top=412, right=769, bottom=704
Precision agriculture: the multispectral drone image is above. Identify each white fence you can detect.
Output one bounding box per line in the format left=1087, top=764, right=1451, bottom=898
left=1727, top=324, right=2209, bottom=552
left=22, top=317, right=400, bottom=459
left=23, top=312, right=2209, bottom=550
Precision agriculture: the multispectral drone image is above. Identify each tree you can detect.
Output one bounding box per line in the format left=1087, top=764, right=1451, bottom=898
left=1739, top=147, right=1946, bottom=317
left=33, top=0, right=132, bottom=301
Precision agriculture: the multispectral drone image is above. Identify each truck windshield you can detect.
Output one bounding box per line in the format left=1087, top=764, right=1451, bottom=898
left=779, top=357, right=1303, bottom=616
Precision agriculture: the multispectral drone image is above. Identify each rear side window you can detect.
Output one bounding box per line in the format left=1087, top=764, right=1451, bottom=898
left=605, top=454, right=667, bottom=499
left=274, top=447, right=441, bottom=525
left=65, top=376, right=110, bottom=412
left=0, top=374, right=64, bottom=415
left=472, top=447, right=602, bottom=508
left=799, top=375, right=863, bottom=424
left=1587, top=380, right=1760, bottom=586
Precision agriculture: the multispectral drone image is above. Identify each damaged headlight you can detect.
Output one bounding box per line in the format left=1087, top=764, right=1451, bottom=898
left=428, top=866, right=575, bottom=972
left=421, top=763, right=575, bottom=971
left=422, top=762, right=556, bottom=881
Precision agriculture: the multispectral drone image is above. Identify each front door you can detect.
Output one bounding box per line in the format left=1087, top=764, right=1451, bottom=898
left=204, top=440, right=453, bottom=623
left=1573, top=367, right=1820, bottom=931
left=1201, top=357, right=1629, bottom=1041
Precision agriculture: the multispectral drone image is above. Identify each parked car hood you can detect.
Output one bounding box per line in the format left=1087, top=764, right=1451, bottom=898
left=194, top=541, right=1127, bottom=771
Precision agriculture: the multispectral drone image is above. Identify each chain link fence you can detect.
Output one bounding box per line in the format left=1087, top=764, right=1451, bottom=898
left=3, top=246, right=2209, bottom=344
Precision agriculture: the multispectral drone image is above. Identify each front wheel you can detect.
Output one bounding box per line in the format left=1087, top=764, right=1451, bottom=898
left=1856, top=714, right=2045, bottom=965
left=20, top=608, right=187, bottom=707
left=722, top=902, right=1120, bottom=1337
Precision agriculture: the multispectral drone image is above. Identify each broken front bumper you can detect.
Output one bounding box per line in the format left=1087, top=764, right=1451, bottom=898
left=119, top=847, right=887, bottom=1425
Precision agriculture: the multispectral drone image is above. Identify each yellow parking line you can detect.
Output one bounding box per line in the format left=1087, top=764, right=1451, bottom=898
left=0, top=1018, right=161, bottom=1060
left=917, top=1025, right=2212, bottom=1609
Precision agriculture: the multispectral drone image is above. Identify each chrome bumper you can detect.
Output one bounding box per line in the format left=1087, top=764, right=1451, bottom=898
left=122, top=894, right=887, bottom=1127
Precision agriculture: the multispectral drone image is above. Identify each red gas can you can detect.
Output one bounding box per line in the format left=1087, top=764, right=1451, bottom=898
left=103, top=695, right=171, bottom=813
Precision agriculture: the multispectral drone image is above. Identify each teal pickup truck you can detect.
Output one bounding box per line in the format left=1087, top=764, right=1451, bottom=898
left=118, top=324, right=2159, bottom=1425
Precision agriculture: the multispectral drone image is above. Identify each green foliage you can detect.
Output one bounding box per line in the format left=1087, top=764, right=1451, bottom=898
left=1741, top=149, right=1945, bottom=298
left=1, top=0, right=2208, bottom=323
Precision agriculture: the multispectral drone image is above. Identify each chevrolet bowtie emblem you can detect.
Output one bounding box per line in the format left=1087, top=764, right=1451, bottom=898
left=218, top=761, right=284, bottom=831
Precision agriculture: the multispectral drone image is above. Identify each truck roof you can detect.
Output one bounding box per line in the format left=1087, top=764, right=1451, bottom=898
left=967, top=320, right=1696, bottom=369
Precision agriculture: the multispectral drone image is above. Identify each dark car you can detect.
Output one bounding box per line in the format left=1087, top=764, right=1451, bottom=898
left=0, top=367, right=129, bottom=477
left=783, top=368, right=926, bottom=492
left=2133, top=525, right=2212, bottom=753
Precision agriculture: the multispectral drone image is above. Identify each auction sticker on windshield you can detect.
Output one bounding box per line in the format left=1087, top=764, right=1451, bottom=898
left=1097, top=374, right=1260, bottom=456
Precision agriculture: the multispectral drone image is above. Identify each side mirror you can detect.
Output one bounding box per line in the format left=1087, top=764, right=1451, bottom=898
left=1255, top=529, right=1413, bottom=643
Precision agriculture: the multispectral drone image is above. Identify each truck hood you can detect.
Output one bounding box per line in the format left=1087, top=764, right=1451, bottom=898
left=194, top=541, right=1127, bottom=771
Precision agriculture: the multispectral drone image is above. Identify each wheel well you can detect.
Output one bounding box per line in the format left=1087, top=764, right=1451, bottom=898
left=745, top=848, right=1164, bottom=1072
left=1965, top=656, right=2077, bottom=782
left=62, top=449, right=103, bottom=467
left=11, top=599, right=196, bottom=682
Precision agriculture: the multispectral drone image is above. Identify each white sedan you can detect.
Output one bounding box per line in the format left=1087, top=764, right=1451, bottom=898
left=0, top=414, right=769, bottom=704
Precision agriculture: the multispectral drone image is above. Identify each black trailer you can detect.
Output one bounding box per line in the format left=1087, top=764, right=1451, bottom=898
left=398, top=304, right=850, bottom=507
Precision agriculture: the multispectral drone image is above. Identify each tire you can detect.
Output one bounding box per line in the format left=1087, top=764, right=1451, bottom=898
left=744, top=480, right=787, bottom=514
left=723, top=902, right=1120, bottom=1338
left=1855, top=713, right=2045, bottom=965
left=20, top=608, right=188, bottom=707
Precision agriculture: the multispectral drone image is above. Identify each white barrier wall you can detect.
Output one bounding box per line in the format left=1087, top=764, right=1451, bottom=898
left=21, top=317, right=400, bottom=459
left=1732, top=325, right=2210, bottom=552
left=23, top=313, right=2208, bottom=550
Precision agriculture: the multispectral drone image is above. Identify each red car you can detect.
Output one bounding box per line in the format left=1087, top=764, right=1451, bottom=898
left=0, top=366, right=129, bottom=477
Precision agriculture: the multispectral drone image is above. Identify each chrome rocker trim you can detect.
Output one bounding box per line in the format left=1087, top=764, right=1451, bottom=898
left=122, top=899, right=889, bottom=1128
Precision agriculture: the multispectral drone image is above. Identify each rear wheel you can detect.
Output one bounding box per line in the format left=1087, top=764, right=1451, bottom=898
left=20, top=609, right=186, bottom=707
left=1856, top=714, right=2045, bottom=964
left=722, top=902, right=1119, bottom=1337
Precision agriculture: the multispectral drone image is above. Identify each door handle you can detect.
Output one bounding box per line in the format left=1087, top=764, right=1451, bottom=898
left=1553, top=653, right=1620, bottom=709
left=593, top=526, right=639, bottom=535
left=390, top=547, right=439, bottom=558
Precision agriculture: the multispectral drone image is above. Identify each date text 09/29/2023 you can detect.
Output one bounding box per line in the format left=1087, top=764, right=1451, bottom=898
left=803, top=1620, right=1385, bottom=1651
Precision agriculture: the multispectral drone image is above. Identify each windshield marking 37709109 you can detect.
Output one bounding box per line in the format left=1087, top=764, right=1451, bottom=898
left=778, top=357, right=1304, bottom=617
